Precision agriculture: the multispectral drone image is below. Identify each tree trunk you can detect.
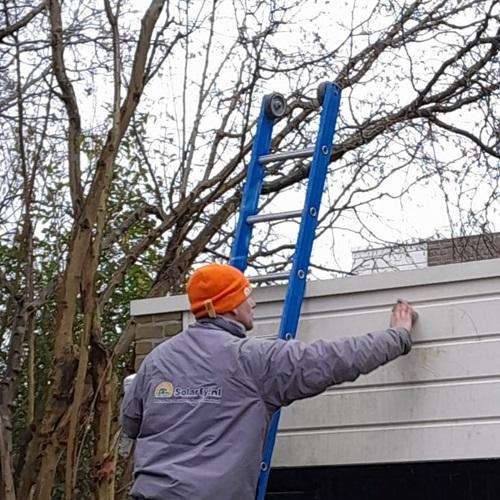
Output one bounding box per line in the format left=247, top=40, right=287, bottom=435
left=91, top=342, right=119, bottom=500
left=0, top=416, right=16, bottom=500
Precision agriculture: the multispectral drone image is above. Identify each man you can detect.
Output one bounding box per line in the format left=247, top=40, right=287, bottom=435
left=122, top=263, right=416, bottom=500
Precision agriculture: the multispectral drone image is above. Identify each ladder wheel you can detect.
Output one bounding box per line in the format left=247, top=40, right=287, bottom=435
left=317, top=82, right=328, bottom=106
left=265, top=93, right=286, bottom=119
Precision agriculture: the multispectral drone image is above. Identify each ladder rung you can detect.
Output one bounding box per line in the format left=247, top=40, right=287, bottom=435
left=249, top=272, right=290, bottom=283
left=247, top=210, right=302, bottom=225
left=259, top=147, right=314, bottom=165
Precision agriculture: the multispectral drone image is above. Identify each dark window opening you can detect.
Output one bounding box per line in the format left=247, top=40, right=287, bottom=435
left=266, top=459, right=500, bottom=500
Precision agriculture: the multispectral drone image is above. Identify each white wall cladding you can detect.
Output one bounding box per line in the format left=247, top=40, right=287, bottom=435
left=351, top=243, right=428, bottom=275
left=130, top=258, right=500, bottom=467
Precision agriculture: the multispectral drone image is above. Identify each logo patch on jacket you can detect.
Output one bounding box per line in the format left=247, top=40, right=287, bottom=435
left=154, top=382, right=174, bottom=398
left=154, top=381, right=222, bottom=403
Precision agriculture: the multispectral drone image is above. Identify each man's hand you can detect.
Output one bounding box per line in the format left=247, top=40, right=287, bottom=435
left=390, top=299, right=417, bottom=332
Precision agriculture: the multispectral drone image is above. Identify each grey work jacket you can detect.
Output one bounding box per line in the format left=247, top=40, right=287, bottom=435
left=121, top=316, right=411, bottom=500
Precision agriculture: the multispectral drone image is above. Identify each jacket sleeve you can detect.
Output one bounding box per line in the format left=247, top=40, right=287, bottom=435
left=249, top=327, right=411, bottom=410
left=121, top=371, right=144, bottom=439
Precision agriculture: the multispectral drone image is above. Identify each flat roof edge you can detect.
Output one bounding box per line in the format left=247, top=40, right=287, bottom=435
left=130, top=258, right=500, bottom=316
left=130, top=294, right=190, bottom=316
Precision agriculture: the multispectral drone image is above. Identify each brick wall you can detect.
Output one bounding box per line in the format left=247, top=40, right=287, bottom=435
left=133, top=311, right=183, bottom=370
left=427, top=232, right=500, bottom=266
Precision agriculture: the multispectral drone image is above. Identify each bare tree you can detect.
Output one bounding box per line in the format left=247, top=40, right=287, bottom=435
left=0, top=0, right=498, bottom=498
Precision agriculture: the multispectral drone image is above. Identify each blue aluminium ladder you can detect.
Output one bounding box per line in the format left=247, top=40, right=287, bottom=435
left=229, top=81, right=342, bottom=500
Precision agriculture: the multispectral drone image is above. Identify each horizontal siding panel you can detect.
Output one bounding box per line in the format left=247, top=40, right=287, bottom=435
left=249, top=335, right=500, bottom=388
left=254, top=295, right=500, bottom=343
left=273, top=420, right=500, bottom=467
left=280, top=379, right=500, bottom=429
left=343, top=336, right=500, bottom=387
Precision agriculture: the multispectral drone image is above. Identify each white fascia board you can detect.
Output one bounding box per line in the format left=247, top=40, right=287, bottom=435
left=259, top=257, right=500, bottom=301
left=130, top=258, right=500, bottom=317
left=130, top=294, right=189, bottom=316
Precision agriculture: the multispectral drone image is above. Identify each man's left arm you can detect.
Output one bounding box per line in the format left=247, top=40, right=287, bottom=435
left=246, top=300, right=416, bottom=409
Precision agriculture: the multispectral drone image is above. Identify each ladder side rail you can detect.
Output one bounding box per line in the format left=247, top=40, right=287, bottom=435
left=255, top=82, right=342, bottom=500
left=278, top=82, right=342, bottom=340
left=230, top=99, right=277, bottom=272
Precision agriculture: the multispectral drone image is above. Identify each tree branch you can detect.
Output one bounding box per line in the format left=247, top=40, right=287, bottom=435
left=429, top=116, right=500, bottom=159
left=0, top=1, right=47, bottom=42
left=47, top=0, right=83, bottom=215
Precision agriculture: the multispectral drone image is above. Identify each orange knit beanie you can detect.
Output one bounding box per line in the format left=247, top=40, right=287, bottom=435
left=187, top=264, right=252, bottom=318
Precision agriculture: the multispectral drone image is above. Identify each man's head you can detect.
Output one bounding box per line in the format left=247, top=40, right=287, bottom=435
left=186, top=263, right=255, bottom=330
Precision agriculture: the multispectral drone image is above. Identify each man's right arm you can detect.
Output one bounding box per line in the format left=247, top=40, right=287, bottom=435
left=121, top=371, right=144, bottom=439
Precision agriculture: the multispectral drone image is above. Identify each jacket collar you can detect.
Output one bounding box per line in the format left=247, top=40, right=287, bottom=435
left=195, top=316, right=247, bottom=338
